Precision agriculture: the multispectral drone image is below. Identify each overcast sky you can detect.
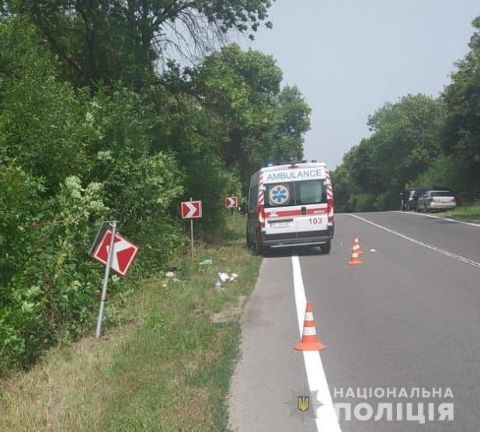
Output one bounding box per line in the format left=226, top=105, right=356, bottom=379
left=240, top=0, right=480, bottom=168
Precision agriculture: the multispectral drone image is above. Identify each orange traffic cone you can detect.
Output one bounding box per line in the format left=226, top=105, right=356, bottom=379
left=352, top=237, right=364, bottom=255
left=295, top=301, right=327, bottom=351
left=349, top=250, right=362, bottom=265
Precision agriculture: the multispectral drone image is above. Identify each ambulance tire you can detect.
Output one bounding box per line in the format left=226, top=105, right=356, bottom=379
left=246, top=230, right=253, bottom=250
left=253, top=231, right=267, bottom=256
left=254, top=241, right=267, bottom=256
left=320, top=241, right=331, bottom=254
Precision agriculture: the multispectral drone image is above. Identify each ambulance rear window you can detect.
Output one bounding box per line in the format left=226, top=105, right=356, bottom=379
left=296, top=180, right=326, bottom=205
left=265, top=180, right=326, bottom=208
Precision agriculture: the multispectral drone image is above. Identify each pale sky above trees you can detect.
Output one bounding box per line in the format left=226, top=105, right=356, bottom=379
left=241, top=0, right=480, bottom=167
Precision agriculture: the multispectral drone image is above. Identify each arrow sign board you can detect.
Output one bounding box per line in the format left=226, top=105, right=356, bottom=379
left=92, top=230, right=139, bottom=276
left=181, top=200, right=202, bottom=219
left=225, top=196, right=238, bottom=209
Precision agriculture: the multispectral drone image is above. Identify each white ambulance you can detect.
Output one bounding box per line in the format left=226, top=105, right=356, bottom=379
left=246, top=161, right=334, bottom=254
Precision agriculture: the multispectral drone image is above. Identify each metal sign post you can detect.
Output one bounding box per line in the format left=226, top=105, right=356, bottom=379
left=190, top=218, right=194, bottom=259
left=89, top=221, right=107, bottom=256
left=190, top=198, right=194, bottom=259
left=95, top=220, right=118, bottom=339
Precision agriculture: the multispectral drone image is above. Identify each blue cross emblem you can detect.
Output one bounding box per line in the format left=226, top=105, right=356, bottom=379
left=270, top=185, right=289, bottom=205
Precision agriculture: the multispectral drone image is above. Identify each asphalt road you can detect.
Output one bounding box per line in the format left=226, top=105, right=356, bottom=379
left=228, top=212, right=480, bottom=432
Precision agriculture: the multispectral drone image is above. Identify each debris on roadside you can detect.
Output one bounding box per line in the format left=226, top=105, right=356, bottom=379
left=213, top=271, right=239, bottom=293
left=213, top=277, right=224, bottom=293
left=217, top=272, right=231, bottom=283
left=163, top=271, right=181, bottom=286
left=199, top=259, right=213, bottom=266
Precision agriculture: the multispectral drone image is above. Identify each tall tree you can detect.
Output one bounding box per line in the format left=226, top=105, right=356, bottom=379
left=272, top=85, right=311, bottom=162
left=334, top=94, right=444, bottom=211
left=441, top=16, right=480, bottom=194
left=4, top=0, right=274, bottom=88
left=192, top=43, right=310, bottom=184
left=366, top=94, right=444, bottom=188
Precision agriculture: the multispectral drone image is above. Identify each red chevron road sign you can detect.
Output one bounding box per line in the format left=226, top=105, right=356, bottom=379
left=92, top=230, right=138, bottom=276
left=225, top=196, right=238, bottom=209
left=181, top=200, right=202, bottom=218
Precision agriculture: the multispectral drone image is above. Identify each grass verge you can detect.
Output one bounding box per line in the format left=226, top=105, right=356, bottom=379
left=445, top=203, right=480, bottom=221
left=0, top=216, right=260, bottom=431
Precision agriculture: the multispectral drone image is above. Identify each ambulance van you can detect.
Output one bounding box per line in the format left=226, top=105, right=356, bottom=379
left=246, top=161, right=334, bottom=254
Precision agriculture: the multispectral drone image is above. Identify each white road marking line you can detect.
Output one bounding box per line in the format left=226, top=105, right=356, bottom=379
left=393, top=210, right=480, bottom=228
left=350, top=214, right=480, bottom=269
left=291, top=256, right=342, bottom=432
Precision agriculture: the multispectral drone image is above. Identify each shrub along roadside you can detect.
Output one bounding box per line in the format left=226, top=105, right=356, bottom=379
left=0, top=216, right=260, bottom=432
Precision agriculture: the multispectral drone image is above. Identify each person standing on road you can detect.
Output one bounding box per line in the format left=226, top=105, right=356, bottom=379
left=400, top=185, right=410, bottom=211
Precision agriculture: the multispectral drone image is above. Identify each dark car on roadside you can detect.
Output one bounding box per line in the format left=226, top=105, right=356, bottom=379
left=417, top=190, right=457, bottom=212
left=408, top=190, right=419, bottom=211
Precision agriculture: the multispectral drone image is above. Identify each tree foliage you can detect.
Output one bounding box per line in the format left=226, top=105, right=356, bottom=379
left=334, top=95, right=444, bottom=211
left=0, top=2, right=312, bottom=374
left=3, top=0, right=274, bottom=87
left=335, top=16, right=480, bottom=211
left=192, top=43, right=310, bottom=185
left=440, top=17, right=480, bottom=195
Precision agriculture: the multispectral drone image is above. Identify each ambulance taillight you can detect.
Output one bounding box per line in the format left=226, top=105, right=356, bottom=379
left=257, top=204, right=266, bottom=228
left=327, top=198, right=334, bottom=226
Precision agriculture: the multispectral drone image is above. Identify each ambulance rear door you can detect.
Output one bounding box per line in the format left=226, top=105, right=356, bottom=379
left=292, top=179, right=329, bottom=234
left=263, top=178, right=328, bottom=237
left=263, top=181, right=298, bottom=236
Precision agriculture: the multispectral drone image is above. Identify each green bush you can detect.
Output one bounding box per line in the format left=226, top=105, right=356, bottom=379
left=0, top=171, right=110, bottom=373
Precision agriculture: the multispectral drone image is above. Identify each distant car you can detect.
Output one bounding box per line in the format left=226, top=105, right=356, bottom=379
left=408, top=190, right=419, bottom=211
left=417, top=190, right=456, bottom=212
